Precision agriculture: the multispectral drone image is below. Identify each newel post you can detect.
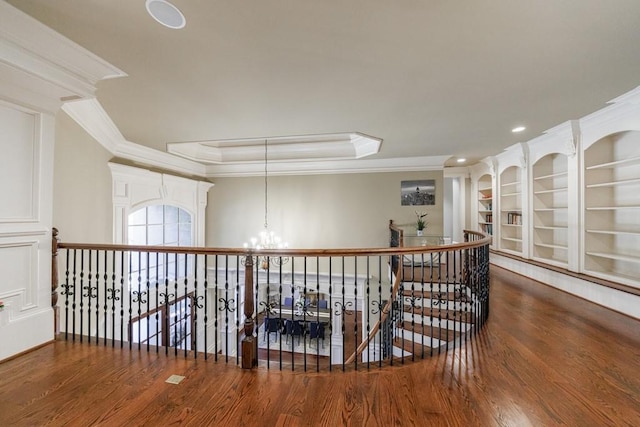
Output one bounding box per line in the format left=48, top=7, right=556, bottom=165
left=51, top=227, right=60, bottom=335
left=241, top=254, right=258, bottom=368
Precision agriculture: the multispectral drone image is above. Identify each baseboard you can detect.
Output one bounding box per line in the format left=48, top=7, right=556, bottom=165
left=491, top=252, right=640, bottom=320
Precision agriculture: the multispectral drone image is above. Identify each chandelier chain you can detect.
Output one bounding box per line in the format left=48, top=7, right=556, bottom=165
left=264, top=139, right=268, bottom=230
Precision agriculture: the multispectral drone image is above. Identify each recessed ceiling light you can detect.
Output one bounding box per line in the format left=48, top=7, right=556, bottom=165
left=457, top=158, right=466, bottom=163
left=146, top=0, right=186, bottom=29
left=512, top=126, right=526, bottom=133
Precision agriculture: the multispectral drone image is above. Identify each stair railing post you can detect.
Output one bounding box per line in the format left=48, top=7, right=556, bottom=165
left=241, top=254, right=258, bottom=368
left=51, top=227, right=60, bottom=335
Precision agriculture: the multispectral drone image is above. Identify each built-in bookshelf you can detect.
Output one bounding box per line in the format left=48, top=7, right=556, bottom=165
left=499, top=166, right=522, bottom=255
left=584, top=131, right=640, bottom=286
left=532, top=153, right=568, bottom=267
left=477, top=174, right=493, bottom=237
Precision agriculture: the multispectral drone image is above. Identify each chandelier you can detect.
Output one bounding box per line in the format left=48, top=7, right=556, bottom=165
left=244, top=139, right=288, bottom=269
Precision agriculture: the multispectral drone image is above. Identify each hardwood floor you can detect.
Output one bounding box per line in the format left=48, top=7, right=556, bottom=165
left=1, top=265, right=639, bottom=426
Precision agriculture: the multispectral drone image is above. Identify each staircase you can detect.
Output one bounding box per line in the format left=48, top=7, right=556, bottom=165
left=391, top=282, right=476, bottom=358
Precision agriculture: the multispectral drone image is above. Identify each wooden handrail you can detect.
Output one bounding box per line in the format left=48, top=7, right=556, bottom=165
left=56, top=230, right=489, bottom=258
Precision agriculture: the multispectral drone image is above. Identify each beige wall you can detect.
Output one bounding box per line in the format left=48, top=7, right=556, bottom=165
left=53, top=111, right=113, bottom=243
left=207, top=171, right=444, bottom=249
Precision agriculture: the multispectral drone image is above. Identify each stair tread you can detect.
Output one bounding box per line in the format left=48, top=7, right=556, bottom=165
left=402, top=306, right=476, bottom=323
left=397, top=321, right=462, bottom=341
left=400, top=290, right=471, bottom=302
left=393, top=336, right=437, bottom=355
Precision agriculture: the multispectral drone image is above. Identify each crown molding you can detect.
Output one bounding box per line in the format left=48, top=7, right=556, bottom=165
left=63, top=99, right=207, bottom=176
left=443, top=166, right=470, bottom=179
left=0, top=2, right=126, bottom=112
left=167, top=132, right=382, bottom=164
left=203, top=155, right=450, bottom=177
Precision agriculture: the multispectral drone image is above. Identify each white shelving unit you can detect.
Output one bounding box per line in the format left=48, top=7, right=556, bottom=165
left=583, top=131, right=640, bottom=286
left=477, top=174, right=493, bottom=238
left=532, top=154, right=569, bottom=267
left=499, top=166, right=522, bottom=255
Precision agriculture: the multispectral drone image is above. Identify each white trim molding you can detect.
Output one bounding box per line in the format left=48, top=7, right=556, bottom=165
left=108, top=163, right=213, bottom=246
left=0, top=2, right=126, bottom=113
left=491, top=253, right=640, bottom=320
left=167, top=132, right=382, bottom=164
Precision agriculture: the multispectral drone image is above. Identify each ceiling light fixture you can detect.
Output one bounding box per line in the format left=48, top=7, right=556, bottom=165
left=457, top=158, right=466, bottom=163
left=145, top=0, right=186, bottom=29
left=244, top=139, right=288, bottom=269
left=512, top=126, right=526, bottom=133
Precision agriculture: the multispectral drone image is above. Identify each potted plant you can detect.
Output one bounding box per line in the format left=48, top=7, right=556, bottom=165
left=415, top=211, right=427, bottom=236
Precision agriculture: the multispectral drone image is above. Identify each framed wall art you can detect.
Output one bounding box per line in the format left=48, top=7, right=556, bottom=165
left=401, top=179, right=435, bottom=206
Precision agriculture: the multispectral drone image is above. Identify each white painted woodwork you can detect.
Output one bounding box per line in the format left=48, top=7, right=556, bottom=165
left=476, top=88, right=640, bottom=305
left=492, top=252, right=640, bottom=320
left=108, top=163, right=213, bottom=246
left=495, top=143, right=529, bottom=258
left=0, top=2, right=124, bottom=361
left=470, top=159, right=495, bottom=247
left=167, top=133, right=382, bottom=163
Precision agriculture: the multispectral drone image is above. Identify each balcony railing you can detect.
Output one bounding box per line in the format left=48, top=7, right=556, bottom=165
left=51, top=226, right=490, bottom=372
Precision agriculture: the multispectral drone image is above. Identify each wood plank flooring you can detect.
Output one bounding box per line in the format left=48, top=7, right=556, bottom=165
left=1, top=265, right=639, bottom=426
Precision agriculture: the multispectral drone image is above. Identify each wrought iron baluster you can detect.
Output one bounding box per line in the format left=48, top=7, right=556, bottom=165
left=108, top=251, right=121, bottom=348
left=315, top=256, right=320, bottom=372
left=289, top=257, right=295, bottom=371
left=154, top=252, right=160, bottom=351
left=278, top=260, right=284, bottom=370
left=328, top=257, right=333, bottom=372
left=183, top=252, right=188, bottom=358
left=71, top=249, right=77, bottom=341
left=83, top=250, right=98, bottom=345
left=173, top=253, right=179, bottom=356
left=222, top=255, right=230, bottom=363
left=365, top=257, right=370, bottom=369
left=119, top=251, right=125, bottom=347
left=213, top=255, right=218, bottom=362
left=193, top=254, right=204, bottom=359
left=79, top=250, right=85, bottom=343
left=128, top=251, right=133, bottom=350
left=235, top=256, right=240, bottom=365
left=61, top=249, right=72, bottom=341
left=94, top=250, right=101, bottom=344
left=303, top=256, right=308, bottom=372
left=103, top=251, right=108, bottom=346
left=145, top=252, right=150, bottom=352
left=203, top=254, right=209, bottom=360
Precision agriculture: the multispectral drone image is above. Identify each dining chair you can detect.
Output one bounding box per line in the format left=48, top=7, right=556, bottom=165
left=284, top=319, right=303, bottom=345
left=264, top=317, right=281, bottom=342
left=308, top=321, right=325, bottom=348
left=317, top=300, right=328, bottom=309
